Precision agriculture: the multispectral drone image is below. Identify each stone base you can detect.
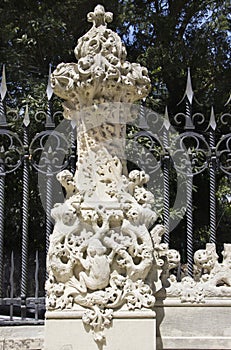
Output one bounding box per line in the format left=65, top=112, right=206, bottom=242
left=0, top=325, right=44, bottom=350
left=44, top=309, right=156, bottom=350
left=155, top=298, right=231, bottom=349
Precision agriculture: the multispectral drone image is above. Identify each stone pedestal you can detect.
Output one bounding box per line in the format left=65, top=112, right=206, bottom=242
left=44, top=310, right=156, bottom=350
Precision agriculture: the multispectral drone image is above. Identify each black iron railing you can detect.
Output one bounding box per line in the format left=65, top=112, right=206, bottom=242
left=0, top=65, right=230, bottom=323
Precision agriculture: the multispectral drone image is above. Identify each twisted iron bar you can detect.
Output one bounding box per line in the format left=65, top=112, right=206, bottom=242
left=46, top=165, right=53, bottom=257
left=46, top=184, right=53, bottom=254
left=184, top=97, right=194, bottom=276
left=0, top=100, right=5, bottom=118
left=35, top=250, right=39, bottom=321
left=186, top=174, right=194, bottom=277
left=45, top=99, right=55, bottom=269
left=163, top=129, right=170, bottom=243
left=163, top=162, right=170, bottom=243
left=21, top=126, right=30, bottom=319
left=0, top=163, right=5, bottom=297
left=45, top=101, right=55, bottom=130
left=184, top=101, right=193, bottom=130
left=209, top=130, right=216, bottom=244
left=0, top=100, right=7, bottom=128
left=10, top=251, right=14, bottom=321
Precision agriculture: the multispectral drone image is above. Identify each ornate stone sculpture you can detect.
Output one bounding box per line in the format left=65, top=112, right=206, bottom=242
left=166, top=243, right=231, bottom=302
left=46, top=5, right=161, bottom=343
left=45, top=9, right=231, bottom=345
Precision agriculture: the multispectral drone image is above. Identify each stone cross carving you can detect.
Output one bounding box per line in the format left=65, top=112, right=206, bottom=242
left=46, top=4, right=173, bottom=343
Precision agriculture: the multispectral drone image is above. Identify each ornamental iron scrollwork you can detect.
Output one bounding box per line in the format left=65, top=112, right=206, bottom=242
left=132, top=130, right=164, bottom=175
left=220, top=112, right=231, bottom=127
left=0, top=129, right=24, bottom=174
left=216, top=134, right=231, bottom=176
left=29, top=130, right=71, bottom=175
left=171, top=131, right=210, bottom=175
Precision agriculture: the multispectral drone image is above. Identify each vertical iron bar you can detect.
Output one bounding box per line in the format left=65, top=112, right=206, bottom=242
left=35, top=250, right=39, bottom=321
left=209, top=134, right=216, bottom=244
left=184, top=81, right=194, bottom=277
left=208, top=108, right=217, bottom=244
left=45, top=78, right=54, bottom=276
left=163, top=108, right=170, bottom=243
left=0, top=101, right=7, bottom=126
left=0, top=158, right=5, bottom=297
left=186, top=173, right=194, bottom=277
left=46, top=166, right=53, bottom=264
left=45, top=100, right=54, bottom=130
left=10, top=251, right=14, bottom=321
left=163, top=158, right=170, bottom=243
left=21, top=123, right=30, bottom=319
left=0, top=67, right=8, bottom=297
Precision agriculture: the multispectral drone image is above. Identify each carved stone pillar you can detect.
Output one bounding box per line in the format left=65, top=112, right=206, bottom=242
left=44, top=5, right=159, bottom=350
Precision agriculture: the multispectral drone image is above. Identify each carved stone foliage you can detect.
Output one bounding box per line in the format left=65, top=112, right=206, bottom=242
left=46, top=5, right=157, bottom=343
left=46, top=164, right=157, bottom=341
left=166, top=243, right=231, bottom=302
left=51, top=4, right=150, bottom=113
left=46, top=7, right=231, bottom=345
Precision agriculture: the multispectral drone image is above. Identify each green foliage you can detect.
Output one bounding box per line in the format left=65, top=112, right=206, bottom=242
left=216, top=176, right=231, bottom=244
left=0, top=0, right=230, bottom=260
left=117, top=0, right=231, bottom=112
left=1, top=0, right=230, bottom=111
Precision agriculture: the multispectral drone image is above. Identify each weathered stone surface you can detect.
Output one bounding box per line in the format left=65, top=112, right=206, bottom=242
left=51, top=5, right=150, bottom=110
left=0, top=326, right=44, bottom=350
left=45, top=4, right=231, bottom=348
left=155, top=300, right=231, bottom=349
left=45, top=310, right=156, bottom=350
left=166, top=243, right=231, bottom=302
left=46, top=4, right=160, bottom=344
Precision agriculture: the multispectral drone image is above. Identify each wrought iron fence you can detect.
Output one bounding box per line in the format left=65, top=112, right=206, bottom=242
left=0, top=65, right=76, bottom=324
left=0, top=66, right=230, bottom=324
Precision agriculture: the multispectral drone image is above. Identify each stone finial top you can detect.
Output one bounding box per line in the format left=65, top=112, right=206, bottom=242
left=87, top=5, right=113, bottom=28
left=51, top=4, right=151, bottom=108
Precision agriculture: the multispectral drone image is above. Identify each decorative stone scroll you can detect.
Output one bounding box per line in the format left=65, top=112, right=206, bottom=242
left=46, top=4, right=164, bottom=343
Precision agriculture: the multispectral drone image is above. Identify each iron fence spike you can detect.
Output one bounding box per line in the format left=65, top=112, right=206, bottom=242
left=0, top=65, right=7, bottom=101
left=163, top=106, right=171, bottom=130
left=185, top=68, right=194, bottom=104
left=23, top=104, right=30, bottom=127
left=177, top=68, right=194, bottom=106
left=208, top=106, right=216, bottom=130
left=46, top=64, right=53, bottom=101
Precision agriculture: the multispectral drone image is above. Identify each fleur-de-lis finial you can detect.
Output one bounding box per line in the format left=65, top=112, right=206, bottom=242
left=87, top=5, right=113, bottom=28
